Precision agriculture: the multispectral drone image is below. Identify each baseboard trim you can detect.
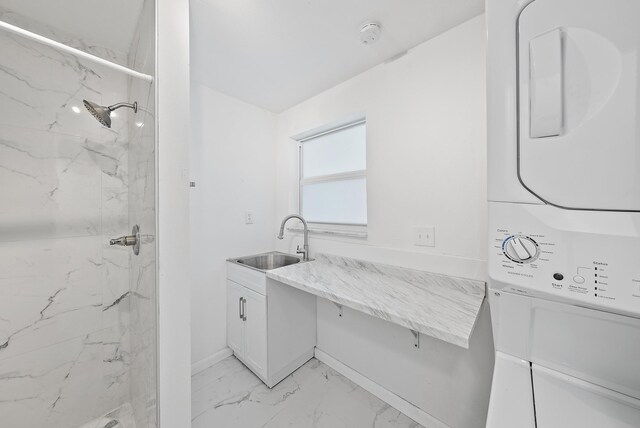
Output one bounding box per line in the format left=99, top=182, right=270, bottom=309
left=314, top=348, right=450, bottom=428
left=191, top=348, right=233, bottom=376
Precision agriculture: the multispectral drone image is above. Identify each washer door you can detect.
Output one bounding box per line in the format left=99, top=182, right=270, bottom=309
left=533, top=365, right=640, bottom=428
left=518, top=0, right=640, bottom=211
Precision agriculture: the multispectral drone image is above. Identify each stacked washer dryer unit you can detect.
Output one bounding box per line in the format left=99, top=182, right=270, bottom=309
left=486, top=0, right=640, bottom=426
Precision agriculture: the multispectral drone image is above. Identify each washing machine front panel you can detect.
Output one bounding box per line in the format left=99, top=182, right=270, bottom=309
left=533, top=365, right=640, bottom=428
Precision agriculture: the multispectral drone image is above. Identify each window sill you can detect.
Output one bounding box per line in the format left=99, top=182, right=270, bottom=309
left=286, top=226, right=368, bottom=239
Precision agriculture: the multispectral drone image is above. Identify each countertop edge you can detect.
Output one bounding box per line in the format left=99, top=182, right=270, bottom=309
left=266, top=269, right=477, bottom=349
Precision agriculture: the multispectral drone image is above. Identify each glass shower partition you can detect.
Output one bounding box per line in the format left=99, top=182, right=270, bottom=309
left=0, top=2, right=157, bottom=427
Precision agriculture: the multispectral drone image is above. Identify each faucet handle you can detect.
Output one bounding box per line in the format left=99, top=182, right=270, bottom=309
left=296, top=245, right=308, bottom=260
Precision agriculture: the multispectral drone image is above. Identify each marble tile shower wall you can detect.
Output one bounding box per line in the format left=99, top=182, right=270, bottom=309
left=127, top=1, right=158, bottom=426
left=0, top=7, right=129, bottom=67
left=0, top=24, right=137, bottom=428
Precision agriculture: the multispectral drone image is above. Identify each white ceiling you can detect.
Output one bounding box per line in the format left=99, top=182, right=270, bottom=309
left=0, top=0, right=145, bottom=54
left=190, top=0, right=485, bottom=112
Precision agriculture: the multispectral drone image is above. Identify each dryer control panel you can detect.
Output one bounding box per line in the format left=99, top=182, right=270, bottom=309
left=502, top=235, right=540, bottom=263
left=489, top=203, right=640, bottom=318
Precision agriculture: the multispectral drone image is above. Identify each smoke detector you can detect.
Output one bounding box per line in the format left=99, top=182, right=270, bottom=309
left=360, top=22, right=382, bottom=45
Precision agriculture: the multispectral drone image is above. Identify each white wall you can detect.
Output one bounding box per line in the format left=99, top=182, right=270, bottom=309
left=189, top=83, right=278, bottom=367
left=157, top=0, right=192, bottom=425
left=317, top=301, right=494, bottom=428
left=274, top=15, right=493, bottom=428
left=274, top=15, right=487, bottom=282
left=189, top=14, right=492, bottom=427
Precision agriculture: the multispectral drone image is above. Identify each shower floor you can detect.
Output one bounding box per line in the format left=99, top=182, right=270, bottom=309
left=77, top=403, right=136, bottom=428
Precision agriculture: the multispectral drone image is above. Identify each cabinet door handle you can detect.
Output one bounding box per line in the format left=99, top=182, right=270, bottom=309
left=239, top=297, right=243, bottom=319
left=241, top=298, right=247, bottom=321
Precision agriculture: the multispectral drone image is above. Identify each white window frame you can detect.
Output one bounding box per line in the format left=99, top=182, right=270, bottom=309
left=295, top=118, right=368, bottom=230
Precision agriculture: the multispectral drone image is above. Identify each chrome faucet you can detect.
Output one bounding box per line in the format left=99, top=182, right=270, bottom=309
left=277, top=214, right=310, bottom=261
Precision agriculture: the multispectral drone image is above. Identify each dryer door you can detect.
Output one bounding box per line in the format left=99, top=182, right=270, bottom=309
left=518, top=0, right=640, bottom=211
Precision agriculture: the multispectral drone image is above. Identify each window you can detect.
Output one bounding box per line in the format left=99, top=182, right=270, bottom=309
left=298, top=120, right=367, bottom=226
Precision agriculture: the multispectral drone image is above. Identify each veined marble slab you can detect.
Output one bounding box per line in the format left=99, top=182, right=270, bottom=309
left=192, top=356, right=422, bottom=428
left=0, top=13, right=145, bottom=426
left=267, top=253, right=485, bottom=349
left=77, top=403, right=136, bottom=428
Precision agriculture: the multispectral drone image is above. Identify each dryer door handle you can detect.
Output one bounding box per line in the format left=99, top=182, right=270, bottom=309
left=529, top=28, right=564, bottom=138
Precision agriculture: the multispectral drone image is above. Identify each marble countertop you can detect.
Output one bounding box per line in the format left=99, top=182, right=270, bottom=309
left=266, top=253, right=485, bottom=349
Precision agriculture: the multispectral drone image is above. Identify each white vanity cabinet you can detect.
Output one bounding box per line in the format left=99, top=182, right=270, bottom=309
left=226, top=261, right=316, bottom=388
left=226, top=280, right=268, bottom=376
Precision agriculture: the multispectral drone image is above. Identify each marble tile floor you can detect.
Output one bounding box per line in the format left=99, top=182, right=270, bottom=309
left=192, top=356, right=424, bottom=428
left=77, top=403, right=136, bottom=428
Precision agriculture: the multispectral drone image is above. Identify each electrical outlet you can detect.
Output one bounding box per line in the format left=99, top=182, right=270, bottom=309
left=414, top=226, right=435, bottom=247
left=245, top=211, right=254, bottom=224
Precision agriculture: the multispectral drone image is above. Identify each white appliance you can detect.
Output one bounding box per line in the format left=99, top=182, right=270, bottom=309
left=486, top=0, right=640, bottom=426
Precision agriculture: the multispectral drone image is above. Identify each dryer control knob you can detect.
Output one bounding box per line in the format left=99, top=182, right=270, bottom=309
left=503, top=236, right=539, bottom=263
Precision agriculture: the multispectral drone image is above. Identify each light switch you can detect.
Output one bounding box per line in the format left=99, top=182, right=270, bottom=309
left=414, top=226, right=435, bottom=247
left=245, top=211, right=254, bottom=224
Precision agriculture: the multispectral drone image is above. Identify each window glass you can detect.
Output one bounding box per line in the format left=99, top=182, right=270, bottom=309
left=301, top=178, right=367, bottom=225
left=302, top=122, right=366, bottom=178
left=299, top=120, right=367, bottom=226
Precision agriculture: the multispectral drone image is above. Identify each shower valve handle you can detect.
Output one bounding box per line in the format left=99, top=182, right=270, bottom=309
left=109, top=225, right=141, bottom=256
left=110, top=235, right=137, bottom=246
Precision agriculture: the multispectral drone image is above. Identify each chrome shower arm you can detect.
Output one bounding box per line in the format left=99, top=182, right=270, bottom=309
left=108, top=102, right=138, bottom=113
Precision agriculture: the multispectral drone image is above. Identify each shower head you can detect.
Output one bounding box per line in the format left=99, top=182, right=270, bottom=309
left=83, top=100, right=138, bottom=128
left=83, top=100, right=111, bottom=127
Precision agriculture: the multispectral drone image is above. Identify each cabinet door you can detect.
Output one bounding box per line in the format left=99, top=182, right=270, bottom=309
left=243, top=287, right=268, bottom=378
left=226, top=280, right=245, bottom=357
